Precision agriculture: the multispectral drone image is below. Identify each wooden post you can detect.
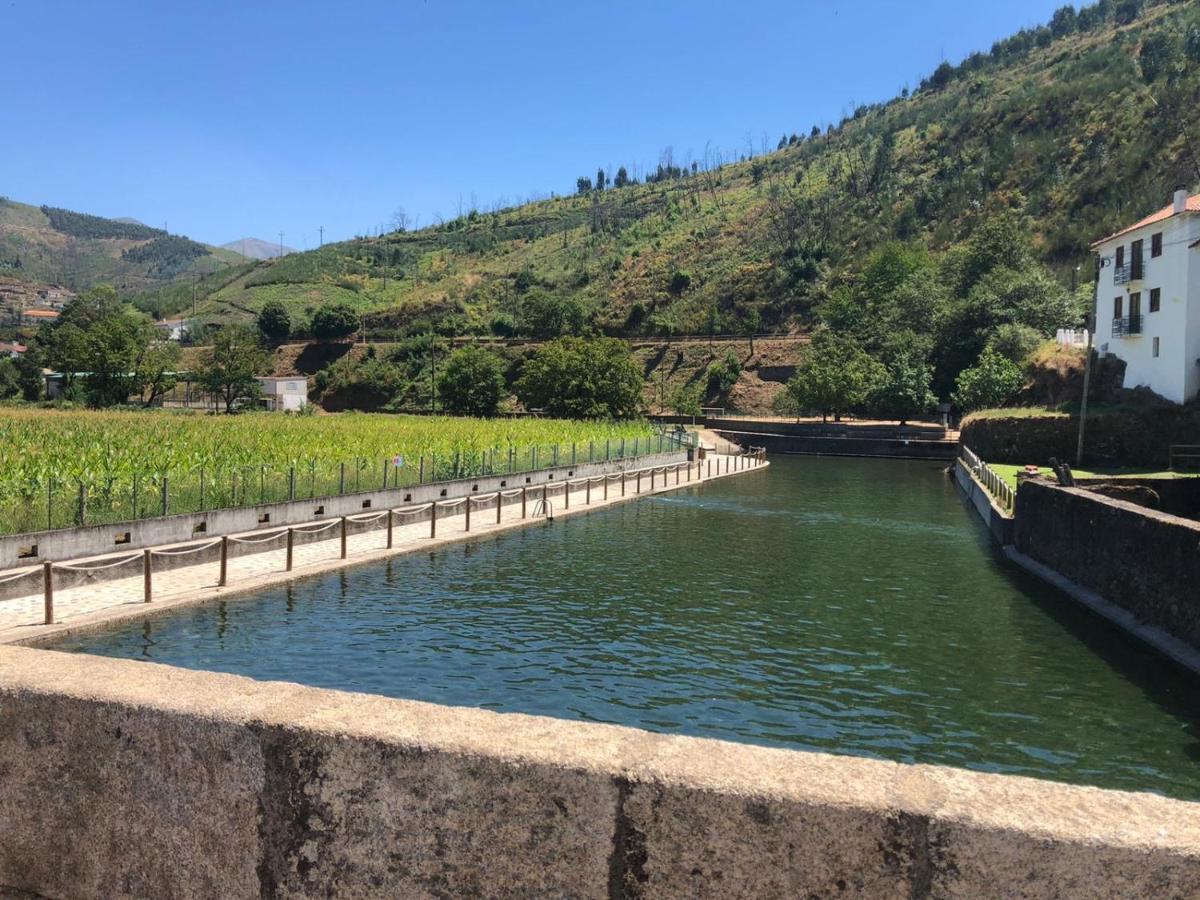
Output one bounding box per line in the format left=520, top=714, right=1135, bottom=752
left=708, top=459, right=712, bottom=478
left=521, top=486, right=527, bottom=519
left=143, top=549, right=152, bottom=603
left=604, top=477, right=609, bottom=501
left=651, top=469, right=656, bottom=490
left=42, top=561, right=53, bottom=625
left=340, top=517, right=348, bottom=558
left=219, top=536, right=228, bottom=586
left=686, top=463, right=691, bottom=483
left=564, top=482, right=570, bottom=509
left=465, top=497, right=471, bottom=531
left=675, top=466, right=680, bottom=485
left=636, top=472, right=641, bottom=493
left=286, top=528, right=295, bottom=570
left=496, top=492, right=502, bottom=524
left=386, top=510, right=394, bottom=548
left=430, top=502, right=437, bottom=538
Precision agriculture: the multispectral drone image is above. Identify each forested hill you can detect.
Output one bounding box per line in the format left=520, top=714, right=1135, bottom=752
left=153, top=0, right=1196, bottom=350
left=0, top=198, right=244, bottom=294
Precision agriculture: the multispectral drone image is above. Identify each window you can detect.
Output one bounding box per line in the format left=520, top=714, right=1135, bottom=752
left=1150, top=287, right=1161, bottom=313
left=1130, top=239, right=1144, bottom=280
left=1153, top=337, right=1160, bottom=358
left=1113, top=296, right=1123, bottom=319
left=1116, top=245, right=1125, bottom=271
left=1129, top=292, right=1141, bottom=318
left=1151, top=232, right=1163, bottom=258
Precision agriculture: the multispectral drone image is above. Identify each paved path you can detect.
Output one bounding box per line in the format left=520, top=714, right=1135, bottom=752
left=0, top=454, right=764, bottom=644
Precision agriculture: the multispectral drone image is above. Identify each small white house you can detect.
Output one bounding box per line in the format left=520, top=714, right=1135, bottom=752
left=256, top=376, right=309, bottom=412
left=1091, top=188, right=1200, bottom=404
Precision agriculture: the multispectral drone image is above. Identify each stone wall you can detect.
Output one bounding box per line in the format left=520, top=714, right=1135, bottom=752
left=715, top=428, right=957, bottom=460
left=1014, top=478, right=1200, bottom=650
left=0, top=646, right=1197, bottom=898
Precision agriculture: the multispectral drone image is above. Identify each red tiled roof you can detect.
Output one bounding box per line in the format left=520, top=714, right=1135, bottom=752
left=23, top=309, right=59, bottom=319
left=1092, top=194, right=1200, bottom=247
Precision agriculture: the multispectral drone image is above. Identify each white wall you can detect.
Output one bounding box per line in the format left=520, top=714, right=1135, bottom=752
left=1095, top=213, right=1200, bottom=403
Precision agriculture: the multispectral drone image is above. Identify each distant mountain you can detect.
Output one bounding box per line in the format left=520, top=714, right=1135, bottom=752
left=221, top=237, right=295, bottom=260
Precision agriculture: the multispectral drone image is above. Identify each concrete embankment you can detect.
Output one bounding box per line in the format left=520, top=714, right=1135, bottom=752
left=710, top=418, right=958, bottom=460
left=0, top=645, right=1197, bottom=898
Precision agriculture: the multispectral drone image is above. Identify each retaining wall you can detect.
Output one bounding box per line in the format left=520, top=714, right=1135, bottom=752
left=0, top=645, right=1197, bottom=898
left=952, top=460, right=1014, bottom=544
left=1014, top=478, right=1200, bottom=652
left=714, top=427, right=957, bottom=460
left=0, top=452, right=685, bottom=572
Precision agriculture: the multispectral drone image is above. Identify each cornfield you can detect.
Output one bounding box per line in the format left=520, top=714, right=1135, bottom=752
left=0, top=408, right=660, bottom=535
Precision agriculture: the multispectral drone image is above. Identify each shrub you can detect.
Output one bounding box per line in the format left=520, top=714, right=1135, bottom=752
left=311, top=303, right=360, bottom=341
left=516, top=337, right=643, bottom=419
left=437, top=346, right=507, bottom=417
left=952, top=348, right=1024, bottom=411
left=706, top=350, right=743, bottom=395
left=257, top=300, right=291, bottom=345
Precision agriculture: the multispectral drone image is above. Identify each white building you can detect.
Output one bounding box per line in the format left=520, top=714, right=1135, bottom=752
left=256, top=376, right=309, bottom=412
left=1091, top=188, right=1200, bottom=404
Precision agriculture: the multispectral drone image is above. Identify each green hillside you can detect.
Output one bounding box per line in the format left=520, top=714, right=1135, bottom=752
left=0, top=198, right=243, bottom=296
left=152, top=0, right=1200, bottom=348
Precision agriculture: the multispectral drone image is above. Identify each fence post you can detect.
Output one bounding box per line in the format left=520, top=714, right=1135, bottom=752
left=606, top=439, right=610, bottom=461
left=636, top=472, right=641, bottom=493
left=219, top=536, right=228, bottom=586
left=604, top=476, right=609, bottom=501
left=382, top=458, right=389, bottom=489
left=571, top=443, right=577, bottom=465
left=286, top=528, right=295, bottom=571
left=622, top=472, right=627, bottom=496
left=586, top=479, right=591, bottom=505
left=522, top=486, right=528, bottom=519
left=465, top=497, right=471, bottom=531
left=199, top=468, right=205, bottom=511
left=76, top=483, right=87, bottom=526
left=553, top=445, right=559, bottom=466
left=564, top=482, right=570, bottom=509
left=42, top=561, right=53, bottom=625
left=161, top=476, right=169, bottom=516
left=589, top=441, right=594, bottom=463
left=340, top=517, right=348, bottom=558
left=143, top=549, right=152, bottom=603
left=496, top=492, right=502, bottom=524
left=289, top=467, right=296, bottom=501
left=675, top=466, right=680, bottom=485
left=686, top=463, right=691, bottom=483
left=339, top=462, right=345, bottom=494
left=430, top=502, right=437, bottom=538
left=386, top=510, right=394, bottom=549
left=708, top=459, right=712, bottom=478
left=651, top=469, right=656, bottom=490
left=509, top=447, right=515, bottom=473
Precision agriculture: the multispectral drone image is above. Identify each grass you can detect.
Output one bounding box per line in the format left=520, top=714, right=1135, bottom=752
left=988, top=462, right=1200, bottom=492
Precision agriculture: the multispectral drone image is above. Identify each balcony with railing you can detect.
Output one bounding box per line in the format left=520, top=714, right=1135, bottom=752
left=1111, top=314, right=1143, bottom=338
left=1113, top=258, right=1146, bottom=285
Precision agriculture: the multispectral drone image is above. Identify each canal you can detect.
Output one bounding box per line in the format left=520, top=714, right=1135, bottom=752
left=51, top=455, right=1200, bottom=798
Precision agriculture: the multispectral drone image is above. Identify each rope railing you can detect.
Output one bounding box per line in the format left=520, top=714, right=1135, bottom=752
left=19, top=450, right=764, bottom=627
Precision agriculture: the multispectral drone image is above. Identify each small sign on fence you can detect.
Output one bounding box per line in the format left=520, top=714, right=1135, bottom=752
left=392, top=455, right=405, bottom=468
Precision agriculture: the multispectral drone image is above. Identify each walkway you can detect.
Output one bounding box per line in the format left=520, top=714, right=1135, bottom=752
left=0, top=453, right=764, bottom=644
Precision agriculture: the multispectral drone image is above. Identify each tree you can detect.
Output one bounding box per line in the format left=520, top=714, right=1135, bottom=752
left=784, top=329, right=883, bottom=422
left=311, top=303, right=360, bottom=341
left=872, top=346, right=935, bottom=425
left=742, top=307, right=762, bottom=355
left=520, top=288, right=584, bottom=338
left=437, top=345, right=507, bottom=417
left=613, top=166, right=630, bottom=188
left=516, top=337, right=642, bottom=419
left=0, top=358, right=20, bottom=400
left=951, top=348, right=1024, bottom=412
left=390, top=206, right=410, bottom=233
left=576, top=176, right=593, bottom=195
left=133, top=338, right=182, bottom=407
left=257, top=300, right=291, bottom=346
left=35, top=285, right=156, bottom=407
left=1139, top=31, right=1177, bottom=84
left=197, top=324, right=270, bottom=413
left=1114, top=0, right=1141, bottom=27
left=1049, top=5, right=1077, bottom=38
left=596, top=168, right=607, bottom=191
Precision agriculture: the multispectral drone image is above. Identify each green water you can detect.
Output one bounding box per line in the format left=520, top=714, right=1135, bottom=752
left=53, top=455, right=1200, bottom=798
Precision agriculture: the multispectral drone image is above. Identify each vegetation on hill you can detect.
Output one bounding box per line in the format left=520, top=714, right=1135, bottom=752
left=0, top=198, right=241, bottom=297
left=145, top=0, right=1200, bottom=412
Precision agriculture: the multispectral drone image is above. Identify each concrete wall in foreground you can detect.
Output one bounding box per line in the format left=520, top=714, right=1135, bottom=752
left=0, top=646, right=1197, bottom=898
left=1014, top=478, right=1200, bottom=651
left=0, top=451, right=686, bottom=572
left=952, top=460, right=1014, bottom=544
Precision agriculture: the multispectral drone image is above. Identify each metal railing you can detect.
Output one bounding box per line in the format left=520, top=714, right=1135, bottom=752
left=1111, top=314, right=1143, bottom=337
left=959, top=445, right=1014, bottom=513
left=1169, top=445, right=1200, bottom=472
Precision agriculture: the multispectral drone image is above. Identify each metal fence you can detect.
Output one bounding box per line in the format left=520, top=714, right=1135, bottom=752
left=1, top=431, right=681, bottom=536
left=959, top=445, right=1015, bottom=513
left=1169, top=445, right=1200, bottom=472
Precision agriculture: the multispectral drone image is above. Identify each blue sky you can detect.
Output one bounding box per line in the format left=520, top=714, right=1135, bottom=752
left=2, top=0, right=1068, bottom=248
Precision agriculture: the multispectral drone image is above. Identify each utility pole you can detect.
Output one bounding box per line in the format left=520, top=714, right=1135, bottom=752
left=1076, top=258, right=1101, bottom=467
left=318, top=225, right=324, bottom=247
left=278, top=231, right=285, bottom=258
left=192, top=274, right=197, bottom=317
left=429, top=334, right=437, bottom=413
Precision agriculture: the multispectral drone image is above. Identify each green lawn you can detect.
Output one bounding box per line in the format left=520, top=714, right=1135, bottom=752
left=988, top=463, right=1199, bottom=492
